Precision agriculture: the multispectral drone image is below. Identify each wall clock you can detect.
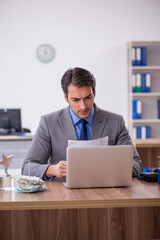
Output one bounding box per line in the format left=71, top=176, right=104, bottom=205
left=36, top=44, right=55, bottom=63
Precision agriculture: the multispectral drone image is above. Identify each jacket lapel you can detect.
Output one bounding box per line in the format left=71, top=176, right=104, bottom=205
left=58, top=107, right=77, bottom=140
left=91, top=104, right=108, bottom=140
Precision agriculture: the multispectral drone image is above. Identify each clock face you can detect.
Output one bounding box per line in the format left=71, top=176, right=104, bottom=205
left=36, top=44, right=55, bottom=63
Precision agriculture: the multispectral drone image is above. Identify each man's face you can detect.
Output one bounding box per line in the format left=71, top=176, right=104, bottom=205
left=64, top=84, right=95, bottom=119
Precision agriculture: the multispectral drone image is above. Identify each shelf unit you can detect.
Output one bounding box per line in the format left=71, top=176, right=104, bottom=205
left=128, top=41, right=160, bottom=139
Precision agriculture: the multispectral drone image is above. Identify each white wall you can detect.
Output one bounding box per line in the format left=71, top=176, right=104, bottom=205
left=0, top=0, right=160, bottom=133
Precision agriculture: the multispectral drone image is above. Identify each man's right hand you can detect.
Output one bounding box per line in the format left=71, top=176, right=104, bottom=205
left=45, top=161, right=67, bottom=178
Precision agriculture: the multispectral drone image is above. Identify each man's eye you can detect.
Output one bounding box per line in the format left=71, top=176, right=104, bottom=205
left=72, top=99, right=79, bottom=101
left=86, top=95, right=92, bottom=99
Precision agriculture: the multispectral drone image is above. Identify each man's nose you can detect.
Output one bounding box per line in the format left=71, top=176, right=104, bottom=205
left=80, top=100, right=86, bottom=109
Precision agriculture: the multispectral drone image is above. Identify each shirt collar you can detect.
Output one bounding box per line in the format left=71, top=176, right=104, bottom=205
left=69, top=106, right=94, bottom=126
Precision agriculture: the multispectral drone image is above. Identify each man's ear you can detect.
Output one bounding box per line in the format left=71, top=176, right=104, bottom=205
left=64, top=93, right=68, bottom=103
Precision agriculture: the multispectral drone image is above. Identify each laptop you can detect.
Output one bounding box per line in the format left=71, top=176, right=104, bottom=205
left=64, top=145, right=133, bottom=188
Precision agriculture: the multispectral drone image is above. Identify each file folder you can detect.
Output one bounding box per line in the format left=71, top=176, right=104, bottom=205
left=146, top=126, right=151, bottom=138
left=141, top=73, right=146, bottom=92
left=135, top=47, right=141, bottom=66
left=136, top=126, right=141, bottom=139
left=136, top=73, right=141, bottom=92
left=141, top=126, right=146, bottom=139
left=141, top=47, right=147, bottom=66
left=133, top=100, right=137, bottom=119
left=137, top=100, right=142, bottom=119
left=132, top=73, right=136, bottom=92
left=133, top=99, right=142, bottom=119
left=158, top=99, right=160, bottom=119
left=132, top=47, right=136, bottom=66
left=145, top=73, right=151, bottom=92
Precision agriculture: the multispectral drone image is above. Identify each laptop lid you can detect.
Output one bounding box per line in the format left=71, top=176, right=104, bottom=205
left=65, top=145, right=133, bottom=188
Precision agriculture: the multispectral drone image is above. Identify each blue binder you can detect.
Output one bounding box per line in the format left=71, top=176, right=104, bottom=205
left=136, top=126, right=141, bottom=139
left=141, top=47, right=147, bottom=66
left=136, top=73, right=142, bottom=92
left=132, top=47, right=136, bottom=66
left=135, top=47, right=141, bottom=66
left=146, top=126, right=151, bottom=138
left=133, top=99, right=142, bottom=119
left=158, top=99, right=160, bottom=119
left=133, top=100, right=137, bottom=119
left=132, top=73, right=136, bottom=92
left=145, top=73, right=151, bottom=92
left=141, top=126, right=146, bottom=139
left=137, top=99, right=142, bottom=119
left=141, top=73, right=146, bottom=92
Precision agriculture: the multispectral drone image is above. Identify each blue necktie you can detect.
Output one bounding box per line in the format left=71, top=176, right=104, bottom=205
left=80, top=119, right=88, bottom=140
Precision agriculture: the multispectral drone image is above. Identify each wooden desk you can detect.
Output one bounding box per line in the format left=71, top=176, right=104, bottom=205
left=0, top=178, right=160, bottom=240
left=0, top=135, right=33, bottom=141
left=135, top=139, right=160, bottom=167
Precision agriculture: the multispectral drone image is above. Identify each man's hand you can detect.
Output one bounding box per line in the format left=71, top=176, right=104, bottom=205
left=46, top=161, right=67, bottom=178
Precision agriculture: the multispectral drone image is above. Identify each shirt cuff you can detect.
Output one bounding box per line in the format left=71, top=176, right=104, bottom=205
left=43, top=167, right=55, bottom=181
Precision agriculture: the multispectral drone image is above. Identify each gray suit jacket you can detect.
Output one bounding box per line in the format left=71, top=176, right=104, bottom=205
left=21, top=104, right=143, bottom=178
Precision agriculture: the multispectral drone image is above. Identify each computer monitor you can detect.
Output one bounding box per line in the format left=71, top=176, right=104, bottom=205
left=0, top=108, right=22, bottom=135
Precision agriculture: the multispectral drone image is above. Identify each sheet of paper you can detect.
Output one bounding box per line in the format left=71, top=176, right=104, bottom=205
left=68, top=136, right=108, bottom=147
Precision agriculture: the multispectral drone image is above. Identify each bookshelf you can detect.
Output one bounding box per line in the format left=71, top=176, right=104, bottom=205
left=128, top=41, right=160, bottom=139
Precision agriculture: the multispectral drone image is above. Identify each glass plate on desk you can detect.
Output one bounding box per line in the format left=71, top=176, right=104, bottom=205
left=16, top=184, right=47, bottom=193
left=16, top=175, right=47, bottom=193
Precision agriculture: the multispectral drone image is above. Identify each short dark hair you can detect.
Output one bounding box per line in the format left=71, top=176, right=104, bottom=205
left=61, top=67, right=96, bottom=97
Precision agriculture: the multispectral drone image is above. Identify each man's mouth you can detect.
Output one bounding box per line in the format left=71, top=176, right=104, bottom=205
left=79, top=109, right=88, bottom=115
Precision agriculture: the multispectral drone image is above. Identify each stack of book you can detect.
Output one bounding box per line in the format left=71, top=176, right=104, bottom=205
left=132, top=73, right=151, bottom=93
left=132, top=46, right=147, bottom=66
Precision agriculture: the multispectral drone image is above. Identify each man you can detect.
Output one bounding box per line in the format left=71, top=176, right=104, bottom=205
left=21, top=67, right=143, bottom=179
